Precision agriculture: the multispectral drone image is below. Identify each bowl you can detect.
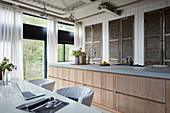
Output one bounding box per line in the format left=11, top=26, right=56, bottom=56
left=99, top=64, right=110, bottom=66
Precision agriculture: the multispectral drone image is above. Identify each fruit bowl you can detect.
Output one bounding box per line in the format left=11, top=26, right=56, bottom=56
left=99, top=64, right=110, bottom=66
left=99, top=61, right=110, bottom=66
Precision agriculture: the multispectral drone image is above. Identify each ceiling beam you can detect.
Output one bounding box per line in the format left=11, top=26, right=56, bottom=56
left=0, top=1, right=75, bottom=23
left=60, top=0, right=68, bottom=9
left=66, top=0, right=105, bottom=14
left=2, top=0, right=66, bottom=15
left=77, top=11, right=105, bottom=21
left=115, top=0, right=160, bottom=10
left=115, top=0, right=143, bottom=9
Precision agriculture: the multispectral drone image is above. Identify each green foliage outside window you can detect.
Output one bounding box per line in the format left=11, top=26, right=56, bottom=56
left=65, top=44, right=74, bottom=61
left=58, top=44, right=64, bottom=62
left=58, top=24, right=74, bottom=32
left=58, top=44, right=74, bottom=62
left=23, top=14, right=47, bottom=27
left=23, top=39, right=44, bottom=80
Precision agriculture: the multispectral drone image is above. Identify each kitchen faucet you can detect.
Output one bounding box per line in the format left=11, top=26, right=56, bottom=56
left=88, top=47, right=96, bottom=64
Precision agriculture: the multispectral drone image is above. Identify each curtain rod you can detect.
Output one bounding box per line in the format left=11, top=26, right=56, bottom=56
left=0, top=2, right=75, bottom=25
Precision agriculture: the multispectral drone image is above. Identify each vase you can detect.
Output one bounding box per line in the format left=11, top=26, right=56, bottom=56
left=74, top=57, right=79, bottom=64
left=0, top=71, right=2, bottom=84
left=79, top=56, right=83, bottom=64
left=2, top=70, right=8, bottom=85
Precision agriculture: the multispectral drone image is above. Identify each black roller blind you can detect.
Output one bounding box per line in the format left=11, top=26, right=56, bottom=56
left=58, top=30, right=74, bottom=44
left=23, top=24, right=47, bottom=40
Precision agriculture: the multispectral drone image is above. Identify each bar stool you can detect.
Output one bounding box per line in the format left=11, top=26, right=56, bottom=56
left=28, top=78, right=55, bottom=91
left=54, top=86, right=94, bottom=107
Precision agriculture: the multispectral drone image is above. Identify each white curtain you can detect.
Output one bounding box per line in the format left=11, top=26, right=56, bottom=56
left=74, top=23, right=79, bottom=50
left=47, top=19, right=58, bottom=64
left=0, top=6, right=23, bottom=80
left=74, top=23, right=83, bottom=50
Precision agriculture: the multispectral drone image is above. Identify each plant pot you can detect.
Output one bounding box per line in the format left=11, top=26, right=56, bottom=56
left=74, top=57, right=79, bottom=64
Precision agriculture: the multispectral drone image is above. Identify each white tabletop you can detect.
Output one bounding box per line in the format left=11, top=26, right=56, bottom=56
left=0, top=80, right=102, bottom=113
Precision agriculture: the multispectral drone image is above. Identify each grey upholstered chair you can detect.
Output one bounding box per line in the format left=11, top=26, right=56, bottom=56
left=28, top=78, right=55, bottom=91
left=54, top=86, right=94, bottom=107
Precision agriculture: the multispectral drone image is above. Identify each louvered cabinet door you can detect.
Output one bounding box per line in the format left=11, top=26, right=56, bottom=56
left=144, top=10, right=162, bottom=65
left=164, top=8, right=170, bottom=65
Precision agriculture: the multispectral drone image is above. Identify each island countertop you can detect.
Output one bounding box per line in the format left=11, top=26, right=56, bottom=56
left=49, top=63, right=170, bottom=79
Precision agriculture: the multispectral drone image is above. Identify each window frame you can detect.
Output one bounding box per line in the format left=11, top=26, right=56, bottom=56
left=58, top=44, right=74, bottom=62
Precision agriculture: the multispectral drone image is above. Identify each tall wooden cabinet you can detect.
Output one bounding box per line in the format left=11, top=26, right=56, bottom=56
left=109, top=16, right=134, bottom=64
left=48, top=65, right=169, bottom=113
left=144, top=7, right=170, bottom=65
left=85, top=23, right=102, bottom=63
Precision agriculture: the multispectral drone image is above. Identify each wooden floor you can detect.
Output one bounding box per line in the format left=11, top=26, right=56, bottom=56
left=91, top=105, right=113, bottom=113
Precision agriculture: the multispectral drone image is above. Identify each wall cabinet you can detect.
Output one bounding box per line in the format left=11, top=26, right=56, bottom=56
left=85, top=23, right=102, bottom=63
left=48, top=65, right=169, bottom=113
left=144, top=8, right=170, bottom=65
left=109, top=16, right=134, bottom=64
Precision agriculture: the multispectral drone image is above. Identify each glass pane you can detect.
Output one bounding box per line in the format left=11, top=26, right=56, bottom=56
left=23, top=39, right=44, bottom=80
left=58, top=23, right=74, bottom=32
left=65, top=44, right=74, bottom=62
left=23, top=14, right=47, bottom=27
left=58, top=44, right=64, bottom=62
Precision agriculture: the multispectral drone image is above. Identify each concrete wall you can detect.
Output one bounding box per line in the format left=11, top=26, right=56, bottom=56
left=80, top=0, right=170, bottom=65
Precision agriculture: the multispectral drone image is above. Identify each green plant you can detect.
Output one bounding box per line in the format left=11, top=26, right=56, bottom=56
left=0, top=57, right=17, bottom=72
left=72, top=50, right=81, bottom=57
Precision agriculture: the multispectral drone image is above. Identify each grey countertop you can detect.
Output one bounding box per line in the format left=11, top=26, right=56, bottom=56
left=49, top=62, right=170, bottom=79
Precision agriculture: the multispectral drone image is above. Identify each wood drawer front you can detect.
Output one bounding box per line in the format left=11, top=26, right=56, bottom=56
left=84, top=71, right=114, bottom=91
left=62, top=80, right=70, bottom=87
left=52, top=67, right=63, bottom=79
left=47, top=77, right=62, bottom=91
left=48, top=66, right=53, bottom=77
left=116, top=75, right=165, bottom=103
left=69, top=81, right=83, bottom=87
left=48, top=66, right=63, bottom=79
left=87, top=86, right=115, bottom=109
left=54, top=78, right=63, bottom=90
left=62, top=80, right=83, bottom=87
left=166, top=80, right=170, bottom=113
left=116, top=93, right=165, bottom=113
left=69, top=69, right=83, bottom=83
left=63, top=68, right=70, bottom=80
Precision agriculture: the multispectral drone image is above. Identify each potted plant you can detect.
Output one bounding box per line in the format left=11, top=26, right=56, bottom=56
left=72, top=50, right=82, bottom=63
left=0, top=57, right=17, bottom=85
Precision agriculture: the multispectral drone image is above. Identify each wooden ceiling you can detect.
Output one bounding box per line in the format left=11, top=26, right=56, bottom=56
left=1, top=0, right=159, bottom=21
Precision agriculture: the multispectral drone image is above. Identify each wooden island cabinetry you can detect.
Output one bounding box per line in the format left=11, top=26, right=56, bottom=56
left=48, top=65, right=170, bottom=113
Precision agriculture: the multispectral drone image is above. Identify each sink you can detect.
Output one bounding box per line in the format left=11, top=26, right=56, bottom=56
left=114, top=64, right=144, bottom=67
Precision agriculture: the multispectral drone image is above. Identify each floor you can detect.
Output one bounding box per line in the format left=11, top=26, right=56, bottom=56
left=91, top=105, right=112, bottom=113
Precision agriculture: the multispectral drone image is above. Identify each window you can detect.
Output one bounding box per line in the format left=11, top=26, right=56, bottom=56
left=58, top=22, right=74, bottom=32
left=85, top=23, right=102, bottom=63
left=23, top=14, right=47, bottom=27
left=109, top=16, right=134, bottom=64
left=58, top=23, right=74, bottom=62
left=23, top=14, right=47, bottom=80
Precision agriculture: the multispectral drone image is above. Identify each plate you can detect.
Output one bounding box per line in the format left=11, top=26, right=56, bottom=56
left=99, top=64, right=110, bottom=66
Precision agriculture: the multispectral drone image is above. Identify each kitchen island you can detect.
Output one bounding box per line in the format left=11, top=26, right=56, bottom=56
left=48, top=63, right=170, bottom=113
left=50, top=63, right=170, bottom=79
